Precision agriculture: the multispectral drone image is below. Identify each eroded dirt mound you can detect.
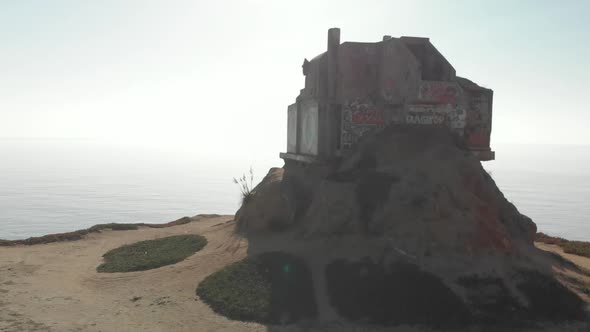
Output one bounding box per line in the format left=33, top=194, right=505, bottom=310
left=241, top=127, right=536, bottom=256
left=235, top=168, right=297, bottom=232
left=233, top=126, right=586, bottom=328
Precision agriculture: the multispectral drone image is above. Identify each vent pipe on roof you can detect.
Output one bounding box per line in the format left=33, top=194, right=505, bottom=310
left=327, top=28, right=340, bottom=99
left=327, top=28, right=340, bottom=50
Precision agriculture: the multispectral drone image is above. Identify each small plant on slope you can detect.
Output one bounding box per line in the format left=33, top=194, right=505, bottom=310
left=233, top=167, right=255, bottom=205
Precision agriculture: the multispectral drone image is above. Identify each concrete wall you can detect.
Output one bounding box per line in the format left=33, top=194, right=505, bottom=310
left=417, top=81, right=462, bottom=105
left=400, top=37, right=456, bottom=81
left=303, top=54, right=328, bottom=99
left=378, top=39, right=421, bottom=104
left=287, top=103, right=298, bottom=153
left=337, top=43, right=380, bottom=101
left=464, top=89, right=493, bottom=149
left=299, top=100, right=319, bottom=155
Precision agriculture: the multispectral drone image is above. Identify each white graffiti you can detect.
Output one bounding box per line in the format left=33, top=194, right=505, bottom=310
left=406, top=105, right=466, bottom=129
left=406, top=114, right=445, bottom=125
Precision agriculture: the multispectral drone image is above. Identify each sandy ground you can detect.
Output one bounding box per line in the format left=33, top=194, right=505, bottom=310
left=0, top=215, right=265, bottom=332
left=1, top=216, right=589, bottom=332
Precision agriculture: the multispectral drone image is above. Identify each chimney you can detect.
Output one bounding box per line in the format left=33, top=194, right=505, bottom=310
left=327, top=28, right=341, bottom=51
left=327, top=28, right=340, bottom=99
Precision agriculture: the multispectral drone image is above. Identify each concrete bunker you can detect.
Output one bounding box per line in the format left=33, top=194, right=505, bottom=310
left=280, top=28, right=495, bottom=164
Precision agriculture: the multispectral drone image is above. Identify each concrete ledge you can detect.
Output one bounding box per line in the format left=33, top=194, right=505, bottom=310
left=470, top=150, right=495, bottom=161
left=279, top=152, right=318, bottom=164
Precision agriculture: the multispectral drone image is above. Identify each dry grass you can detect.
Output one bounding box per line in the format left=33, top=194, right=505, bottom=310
left=0, top=216, right=201, bottom=246
left=536, top=232, right=590, bottom=258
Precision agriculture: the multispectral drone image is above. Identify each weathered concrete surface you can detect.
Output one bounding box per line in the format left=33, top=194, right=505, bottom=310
left=283, top=28, right=494, bottom=162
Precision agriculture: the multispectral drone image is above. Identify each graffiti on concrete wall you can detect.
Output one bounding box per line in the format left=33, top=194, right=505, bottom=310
left=418, top=81, right=460, bottom=105
left=467, top=94, right=490, bottom=123
left=464, top=92, right=491, bottom=147
left=465, top=126, right=489, bottom=147
left=406, top=105, right=466, bottom=129
left=341, top=100, right=385, bottom=149
left=352, top=109, right=385, bottom=125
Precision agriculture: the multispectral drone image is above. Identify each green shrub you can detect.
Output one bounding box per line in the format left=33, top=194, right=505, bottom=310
left=196, top=252, right=317, bottom=324
left=97, top=234, right=207, bottom=273
left=0, top=216, right=196, bottom=246
left=89, top=223, right=139, bottom=232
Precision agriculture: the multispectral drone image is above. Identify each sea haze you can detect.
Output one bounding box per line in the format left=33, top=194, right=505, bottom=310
left=0, top=140, right=589, bottom=241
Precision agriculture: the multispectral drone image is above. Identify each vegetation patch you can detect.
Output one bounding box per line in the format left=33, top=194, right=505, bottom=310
left=536, top=232, right=590, bottom=258
left=516, top=269, right=586, bottom=321
left=97, top=234, right=207, bottom=273
left=233, top=167, right=255, bottom=205
left=0, top=216, right=200, bottom=247
left=196, top=252, right=317, bottom=324
left=89, top=223, right=139, bottom=231
left=326, top=258, right=470, bottom=328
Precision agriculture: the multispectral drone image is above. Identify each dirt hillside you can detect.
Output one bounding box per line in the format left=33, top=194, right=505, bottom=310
left=236, top=126, right=590, bottom=329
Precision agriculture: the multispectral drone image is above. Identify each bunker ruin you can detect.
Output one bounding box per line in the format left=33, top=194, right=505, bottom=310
left=280, top=28, right=495, bottom=163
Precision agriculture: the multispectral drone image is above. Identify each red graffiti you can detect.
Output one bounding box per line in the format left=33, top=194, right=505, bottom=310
left=386, top=78, right=395, bottom=89
left=420, top=83, right=458, bottom=104
left=352, top=109, right=385, bottom=125
left=466, top=129, right=488, bottom=147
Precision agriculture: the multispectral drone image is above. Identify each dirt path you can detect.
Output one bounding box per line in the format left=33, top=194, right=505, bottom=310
left=535, top=242, right=590, bottom=271
left=0, top=215, right=264, bottom=332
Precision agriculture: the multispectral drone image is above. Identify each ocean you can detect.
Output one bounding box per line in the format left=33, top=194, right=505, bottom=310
left=1, top=140, right=589, bottom=241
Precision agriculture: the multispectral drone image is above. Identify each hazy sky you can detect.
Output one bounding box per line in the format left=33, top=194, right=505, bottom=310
left=1, top=0, right=589, bottom=160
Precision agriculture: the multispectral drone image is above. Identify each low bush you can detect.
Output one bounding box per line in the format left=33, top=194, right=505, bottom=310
left=196, top=252, right=317, bottom=324
left=89, top=223, right=139, bottom=232
left=97, top=234, right=207, bottom=273
left=0, top=216, right=197, bottom=246
left=562, top=242, right=590, bottom=258
left=536, top=232, right=590, bottom=258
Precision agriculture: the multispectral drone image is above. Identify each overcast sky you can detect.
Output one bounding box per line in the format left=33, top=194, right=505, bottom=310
left=1, top=0, right=589, bottom=160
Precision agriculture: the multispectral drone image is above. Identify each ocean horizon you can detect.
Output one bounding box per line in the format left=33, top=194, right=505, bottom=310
left=1, top=139, right=589, bottom=241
